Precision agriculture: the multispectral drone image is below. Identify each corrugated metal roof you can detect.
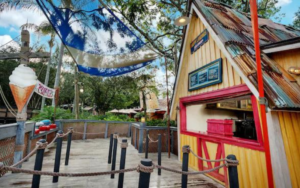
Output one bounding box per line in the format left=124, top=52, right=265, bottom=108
left=195, top=0, right=300, bottom=109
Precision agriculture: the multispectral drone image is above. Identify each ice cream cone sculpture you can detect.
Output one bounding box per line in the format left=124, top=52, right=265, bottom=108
left=9, top=64, right=37, bottom=113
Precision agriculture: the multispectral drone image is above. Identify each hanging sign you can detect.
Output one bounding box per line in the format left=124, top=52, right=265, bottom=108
left=188, top=58, right=222, bottom=91
left=190, top=29, right=209, bottom=54
left=34, top=81, right=56, bottom=99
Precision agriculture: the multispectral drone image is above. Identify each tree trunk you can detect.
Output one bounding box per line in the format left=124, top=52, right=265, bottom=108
left=52, top=42, right=64, bottom=106
left=74, top=67, right=79, bottom=119
left=41, top=46, right=52, bottom=111
left=142, top=90, right=147, bottom=119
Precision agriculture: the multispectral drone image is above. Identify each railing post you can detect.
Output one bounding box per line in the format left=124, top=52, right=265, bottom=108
left=53, top=130, right=63, bottom=183
left=181, top=145, right=190, bottom=188
left=108, top=134, right=113, bottom=164
left=65, top=127, right=73, bottom=166
left=158, top=134, right=162, bottom=176
left=32, top=139, right=47, bottom=188
left=145, top=130, right=149, bottom=159
left=111, top=133, right=118, bottom=179
left=118, top=139, right=128, bottom=188
left=227, top=154, right=239, bottom=188
left=138, top=159, right=152, bottom=188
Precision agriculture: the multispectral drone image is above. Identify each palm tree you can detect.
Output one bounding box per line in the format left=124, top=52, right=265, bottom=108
left=21, top=21, right=56, bottom=110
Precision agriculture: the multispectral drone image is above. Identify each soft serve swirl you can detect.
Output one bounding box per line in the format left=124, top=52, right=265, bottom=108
left=9, top=64, right=37, bottom=88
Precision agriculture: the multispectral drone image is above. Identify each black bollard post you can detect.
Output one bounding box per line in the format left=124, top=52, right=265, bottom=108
left=65, top=127, right=73, bottom=166
left=158, top=134, right=162, bottom=176
left=181, top=145, right=190, bottom=188
left=118, top=139, right=128, bottom=188
left=227, top=155, right=239, bottom=188
left=145, top=130, right=149, bottom=159
left=53, top=130, right=63, bottom=183
left=108, top=134, right=113, bottom=164
left=32, top=139, right=47, bottom=188
left=111, top=133, right=118, bottom=179
left=138, top=159, right=152, bottom=188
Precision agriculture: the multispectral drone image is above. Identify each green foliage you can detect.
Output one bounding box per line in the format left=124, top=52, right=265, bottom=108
left=293, top=8, right=300, bottom=29
left=134, top=112, right=145, bottom=118
left=31, top=106, right=74, bottom=121
left=146, top=119, right=177, bottom=127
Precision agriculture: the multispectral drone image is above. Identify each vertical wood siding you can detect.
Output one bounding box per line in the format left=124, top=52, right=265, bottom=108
left=180, top=134, right=199, bottom=170
left=171, top=15, right=243, bottom=120
left=224, top=144, right=268, bottom=188
left=277, top=111, right=300, bottom=188
left=270, top=49, right=300, bottom=84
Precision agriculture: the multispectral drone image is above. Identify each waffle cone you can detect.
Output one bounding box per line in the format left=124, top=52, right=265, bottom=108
left=9, top=84, right=36, bottom=113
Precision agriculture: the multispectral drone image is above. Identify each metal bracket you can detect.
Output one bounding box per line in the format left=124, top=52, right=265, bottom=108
left=259, top=97, right=269, bottom=112
left=16, top=112, right=27, bottom=121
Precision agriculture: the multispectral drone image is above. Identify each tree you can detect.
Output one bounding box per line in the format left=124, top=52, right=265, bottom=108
left=293, top=8, right=300, bottom=29
left=21, top=21, right=56, bottom=110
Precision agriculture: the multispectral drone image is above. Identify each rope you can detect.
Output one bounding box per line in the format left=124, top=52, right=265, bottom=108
left=73, top=131, right=105, bottom=135
left=0, top=86, right=17, bottom=117
left=8, top=131, right=71, bottom=168
left=1, top=161, right=232, bottom=178
left=10, top=141, right=47, bottom=168
left=0, top=166, right=137, bottom=177
left=154, top=163, right=227, bottom=175
left=188, top=148, right=239, bottom=164
left=147, top=135, right=158, bottom=143
left=0, top=35, right=21, bottom=49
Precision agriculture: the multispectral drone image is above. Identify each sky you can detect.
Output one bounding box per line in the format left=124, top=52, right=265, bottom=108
left=0, top=0, right=299, bottom=97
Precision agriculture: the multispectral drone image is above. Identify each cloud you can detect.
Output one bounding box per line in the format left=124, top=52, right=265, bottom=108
left=0, top=9, right=46, bottom=28
left=0, top=35, right=20, bottom=50
left=276, top=0, right=292, bottom=7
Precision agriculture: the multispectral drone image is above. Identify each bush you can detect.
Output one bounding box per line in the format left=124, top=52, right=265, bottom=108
left=146, top=119, right=177, bottom=127
left=30, top=106, right=74, bottom=122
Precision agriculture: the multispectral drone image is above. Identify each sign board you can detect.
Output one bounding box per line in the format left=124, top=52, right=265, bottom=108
left=188, top=58, right=222, bottom=91
left=34, top=81, right=56, bottom=99
left=190, top=29, right=209, bottom=54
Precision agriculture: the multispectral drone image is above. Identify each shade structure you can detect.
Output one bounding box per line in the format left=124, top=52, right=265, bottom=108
left=36, top=0, right=158, bottom=77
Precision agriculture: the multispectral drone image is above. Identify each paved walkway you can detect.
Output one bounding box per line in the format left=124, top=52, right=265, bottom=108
left=0, top=138, right=224, bottom=188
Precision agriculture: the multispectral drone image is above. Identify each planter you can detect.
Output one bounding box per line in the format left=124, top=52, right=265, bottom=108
left=207, top=119, right=233, bottom=136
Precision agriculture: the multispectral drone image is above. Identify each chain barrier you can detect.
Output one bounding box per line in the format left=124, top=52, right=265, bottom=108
left=188, top=148, right=239, bottom=164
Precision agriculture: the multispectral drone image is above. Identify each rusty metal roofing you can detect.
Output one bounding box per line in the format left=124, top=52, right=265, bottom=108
left=194, top=0, right=300, bottom=109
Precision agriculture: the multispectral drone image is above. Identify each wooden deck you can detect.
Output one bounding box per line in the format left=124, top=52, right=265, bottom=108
left=0, top=138, right=224, bottom=188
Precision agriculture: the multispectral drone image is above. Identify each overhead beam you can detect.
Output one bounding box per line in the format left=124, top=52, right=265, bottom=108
left=0, top=52, right=50, bottom=60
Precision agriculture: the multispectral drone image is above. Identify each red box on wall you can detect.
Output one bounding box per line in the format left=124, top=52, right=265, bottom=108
left=207, top=119, right=233, bottom=136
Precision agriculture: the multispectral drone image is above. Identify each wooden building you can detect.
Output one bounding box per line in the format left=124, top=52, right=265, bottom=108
left=170, top=0, right=300, bottom=187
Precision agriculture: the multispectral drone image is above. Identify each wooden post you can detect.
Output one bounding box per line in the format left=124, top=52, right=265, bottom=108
left=14, top=30, right=30, bottom=167
left=158, top=134, right=162, bottom=176
left=65, top=128, right=73, bottom=166
left=145, top=130, right=149, bottom=159
left=32, top=139, right=46, bottom=188
left=111, top=133, right=118, bottom=179
left=227, top=155, right=239, bottom=188
left=108, top=134, right=113, bottom=164
left=138, top=159, right=152, bottom=188
left=118, top=139, right=128, bottom=188
left=181, top=145, right=190, bottom=188
left=53, top=131, right=63, bottom=183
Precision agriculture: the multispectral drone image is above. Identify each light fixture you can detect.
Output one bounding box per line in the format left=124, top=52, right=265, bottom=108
left=141, top=117, right=145, bottom=123
left=80, top=88, right=84, bottom=93
left=174, top=16, right=191, bottom=27
left=288, top=67, right=300, bottom=75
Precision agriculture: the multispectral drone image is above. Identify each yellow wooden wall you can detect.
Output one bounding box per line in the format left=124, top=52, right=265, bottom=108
left=277, top=111, right=300, bottom=188
left=180, top=134, right=199, bottom=170
left=171, top=15, right=244, bottom=120
left=270, top=49, right=300, bottom=84
left=224, top=144, right=268, bottom=188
